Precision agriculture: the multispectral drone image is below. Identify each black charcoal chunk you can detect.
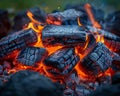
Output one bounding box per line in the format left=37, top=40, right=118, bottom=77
left=0, top=70, right=64, bottom=96
left=47, top=9, right=84, bottom=25
left=0, top=29, right=37, bottom=58
left=16, top=47, right=48, bottom=66
left=0, top=9, right=11, bottom=39
left=80, top=42, right=115, bottom=76
left=42, top=25, right=87, bottom=47
left=44, top=47, right=80, bottom=76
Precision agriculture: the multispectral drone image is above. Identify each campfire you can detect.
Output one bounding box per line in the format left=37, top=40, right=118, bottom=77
left=0, top=3, right=120, bottom=96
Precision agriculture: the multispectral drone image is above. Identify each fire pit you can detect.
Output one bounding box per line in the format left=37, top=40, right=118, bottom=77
left=0, top=3, right=120, bottom=96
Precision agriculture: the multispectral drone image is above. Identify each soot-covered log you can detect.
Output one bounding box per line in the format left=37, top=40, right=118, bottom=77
left=0, top=70, right=64, bottom=96
left=47, top=9, right=85, bottom=25
left=42, top=25, right=88, bottom=47
left=80, top=42, right=116, bottom=76
left=87, top=26, right=120, bottom=41
left=16, top=47, right=48, bottom=66
left=44, top=47, right=80, bottom=76
left=0, top=29, right=37, bottom=58
left=104, top=39, right=120, bottom=53
left=87, top=26, right=120, bottom=53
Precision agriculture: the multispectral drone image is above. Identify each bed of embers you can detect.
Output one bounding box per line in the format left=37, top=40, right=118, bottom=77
left=0, top=3, right=120, bottom=96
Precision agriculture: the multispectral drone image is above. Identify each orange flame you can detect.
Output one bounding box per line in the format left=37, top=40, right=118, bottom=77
left=26, top=11, right=45, bottom=33
left=77, top=17, right=82, bottom=26
left=84, top=3, right=101, bottom=29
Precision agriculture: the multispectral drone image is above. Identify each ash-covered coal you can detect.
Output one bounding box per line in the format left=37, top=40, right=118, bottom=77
left=0, top=70, right=64, bottom=96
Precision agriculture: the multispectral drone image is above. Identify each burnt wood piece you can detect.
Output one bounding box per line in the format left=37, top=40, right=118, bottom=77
left=16, top=47, right=48, bottom=66
left=42, top=25, right=88, bottom=47
left=87, top=26, right=120, bottom=41
left=87, top=26, right=120, bottom=53
left=104, top=39, right=120, bottom=53
left=77, top=34, right=96, bottom=55
left=80, top=42, right=117, bottom=76
left=0, top=9, right=11, bottom=39
left=47, top=9, right=84, bottom=25
left=0, top=29, right=37, bottom=58
left=44, top=47, right=80, bottom=76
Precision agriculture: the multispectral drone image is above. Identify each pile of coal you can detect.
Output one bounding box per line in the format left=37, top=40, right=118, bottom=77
left=0, top=70, right=64, bottom=96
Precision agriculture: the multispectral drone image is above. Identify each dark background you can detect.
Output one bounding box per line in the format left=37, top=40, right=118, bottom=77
left=0, top=0, right=120, bottom=14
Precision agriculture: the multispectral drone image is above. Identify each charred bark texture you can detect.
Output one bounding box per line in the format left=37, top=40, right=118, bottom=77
left=16, top=47, right=48, bottom=66
left=0, top=29, right=37, bottom=58
left=42, top=25, right=87, bottom=47
left=80, top=42, right=115, bottom=76
left=44, top=47, right=80, bottom=76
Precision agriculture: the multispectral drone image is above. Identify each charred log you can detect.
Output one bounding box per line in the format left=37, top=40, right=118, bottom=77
left=16, top=47, right=48, bottom=66
left=42, top=25, right=88, bottom=47
left=0, top=29, right=37, bottom=58
left=44, top=47, right=80, bottom=76
left=47, top=9, right=85, bottom=25
left=80, top=42, right=117, bottom=76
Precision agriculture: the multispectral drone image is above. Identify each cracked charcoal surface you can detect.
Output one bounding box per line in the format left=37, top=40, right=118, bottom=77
left=0, top=29, right=37, bottom=58
left=16, top=47, right=48, bottom=66
left=0, top=70, right=64, bottom=96
left=47, top=9, right=85, bottom=24
left=80, top=42, right=114, bottom=76
left=42, top=25, right=87, bottom=47
left=44, top=47, right=80, bottom=76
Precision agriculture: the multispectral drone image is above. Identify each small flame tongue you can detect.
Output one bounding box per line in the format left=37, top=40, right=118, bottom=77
left=26, top=11, right=45, bottom=33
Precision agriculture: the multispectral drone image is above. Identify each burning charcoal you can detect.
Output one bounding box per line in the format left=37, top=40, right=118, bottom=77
left=13, top=7, right=46, bottom=31
left=104, top=39, right=120, bottom=53
left=65, top=4, right=104, bottom=26
left=47, top=9, right=85, bottom=25
left=79, top=42, right=117, bottom=76
left=42, top=25, right=88, bottom=47
left=0, top=29, right=37, bottom=58
left=104, top=11, right=120, bottom=37
left=16, top=47, right=48, bottom=66
left=112, top=72, right=120, bottom=85
left=0, top=70, right=64, bottom=96
left=76, top=33, right=96, bottom=55
left=0, top=9, right=11, bottom=39
left=44, top=47, right=80, bottom=76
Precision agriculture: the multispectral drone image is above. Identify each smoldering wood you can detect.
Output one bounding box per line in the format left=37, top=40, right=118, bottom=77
left=80, top=42, right=115, bottom=76
left=87, top=26, right=120, bottom=41
left=47, top=9, right=85, bottom=24
left=42, top=25, right=87, bottom=47
left=16, top=47, right=48, bottom=66
left=44, top=47, right=80, bottom=76
left=77, top=34, right=96, bottom=55
left=104, top=39, right=120, bottom=53
left=0, top=29, right=37, bottom=58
